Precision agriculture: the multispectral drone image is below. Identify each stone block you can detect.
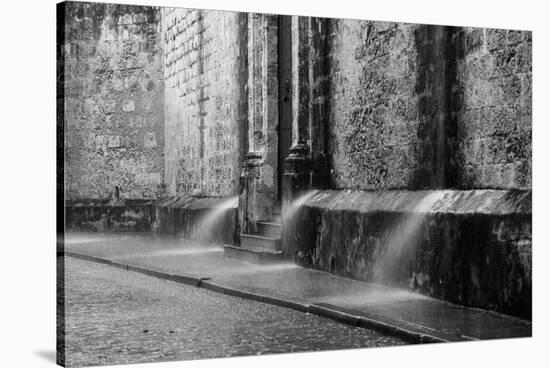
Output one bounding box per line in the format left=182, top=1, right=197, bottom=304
left=465, top=28, right=484, bottom=53
left=108, top=135, right=121, bottom=148
left=144, top=132, right=157, bottom=148
left=487, top=29, right=506, bottom=51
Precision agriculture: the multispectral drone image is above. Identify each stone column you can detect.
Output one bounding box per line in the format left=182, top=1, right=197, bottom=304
left=239, top=14, right=279, bottom=235
left=309, top=17, right=331, bottom=189
left=283, top=16, right=332, bottom=210
left=281, top=16, right=331, bottom=258
left=283, top=16, right=312, bottom=208
left=239, top=151, right=262, bottom=235
left=290, top=15, right=311, bottom=146
left=282, top=16, right=314, bottom=258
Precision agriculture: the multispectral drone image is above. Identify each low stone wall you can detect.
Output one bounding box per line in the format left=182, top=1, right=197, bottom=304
left=65, top=196, right=238, bottom=245
left=152, top=197, right=238, bottom=245
left=65, top=199, right=154, bottom=232
left=283, top=189, right=531, bottom=319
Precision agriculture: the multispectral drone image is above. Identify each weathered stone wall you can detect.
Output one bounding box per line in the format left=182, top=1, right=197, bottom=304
left=65, top=199, right=154, bottom=232
left=163, top=8, right=247, bottom=197
left=326, top=20, right=531, bottom=191
left=328, top=20, right=422, bottom=190
left=453, top=28, right=532, bottom=189
left=63, top=2, right=165, bottom=199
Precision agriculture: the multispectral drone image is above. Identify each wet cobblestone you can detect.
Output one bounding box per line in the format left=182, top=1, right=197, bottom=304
left=61, top=256, right=406, bottom=367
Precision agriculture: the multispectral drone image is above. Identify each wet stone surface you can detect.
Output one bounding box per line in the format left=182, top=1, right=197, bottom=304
left=63, top=232, right=532, bottom=341
left=61, top=256, right=406, bottom=367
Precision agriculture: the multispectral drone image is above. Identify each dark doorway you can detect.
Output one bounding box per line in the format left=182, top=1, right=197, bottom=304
left=277, top=15, right=292, bottom=200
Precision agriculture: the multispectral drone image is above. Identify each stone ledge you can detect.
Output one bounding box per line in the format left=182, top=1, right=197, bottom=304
left=65, top=196, right=239, bottom=245
left=304, top=189, right=531, bottom=215
left=154, top=196, right=238, bottom=210
left=65, top=199, right=156, bottom=207
left=284, top=189, right=532, bottom=319
left=65, top=199, right=154, bottom=232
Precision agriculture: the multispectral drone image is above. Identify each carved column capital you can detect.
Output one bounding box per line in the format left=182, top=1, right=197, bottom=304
left=284, top=143, right=310, bottom=174
left=244, top=151, right=263, bottom=170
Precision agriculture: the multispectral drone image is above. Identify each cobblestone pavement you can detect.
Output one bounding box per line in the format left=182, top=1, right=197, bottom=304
left=63, top=233, right=532, bottom=342
left=61, top=256, right=406, bottom=367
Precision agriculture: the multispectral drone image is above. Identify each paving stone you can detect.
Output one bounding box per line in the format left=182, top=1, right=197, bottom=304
left=61, top=256, right=405, bottom=366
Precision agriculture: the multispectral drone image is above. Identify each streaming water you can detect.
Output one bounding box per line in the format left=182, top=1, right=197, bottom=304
left=196, top=196, right=239, bottom=242
left=283, top=190, right=319, bottom=222
left=377, top=191, right=446, bottom=280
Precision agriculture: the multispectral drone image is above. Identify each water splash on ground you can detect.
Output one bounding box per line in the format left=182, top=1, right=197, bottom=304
left=124, top=246, right=224, bottom=259
left=234, top=262, right=301, bottom=275
left=320, top=287, right=430, bottom=307
left=63, top=235, right=128, bottom=245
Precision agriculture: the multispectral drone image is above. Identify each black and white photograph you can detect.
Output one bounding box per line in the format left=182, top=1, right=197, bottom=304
left=54, top=0, right=534, bottom=366
left=5, top=0, right=549, bottom=367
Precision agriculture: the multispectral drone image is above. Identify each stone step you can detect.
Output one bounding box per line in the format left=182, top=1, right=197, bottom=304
left=240, top=233, right=282, bottom=251
left=271, top=203, right=282, bottom=224
left=224, top=244, right=285, bottom=265
left=257, top=221, right=282, bottom=238
left=271, top=213, right=282, bottom=224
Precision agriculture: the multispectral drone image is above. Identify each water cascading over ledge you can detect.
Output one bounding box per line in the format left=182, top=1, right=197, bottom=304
left=282, top=189, right=531, bottom=319
left=65, top=196, right=239, bottom=245
left=152, top=196, right=239, bottom=244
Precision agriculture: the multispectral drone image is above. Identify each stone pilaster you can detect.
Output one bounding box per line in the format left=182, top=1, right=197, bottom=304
left=239, top=151, right=263, bottom=235
left=281, top=143, right=311, bottom=259
left=239, top=14, right=279, bottom=235
left=291, top=16, right=311, bottom=146
left=283, top=16, right=331, bottom=203
left=281, top=16, right=330, bottom=258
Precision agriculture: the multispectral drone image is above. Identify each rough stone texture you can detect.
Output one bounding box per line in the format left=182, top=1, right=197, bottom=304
left=65, top=199, right=154, bottom=232
left=309, top=17, right=331, bottom=188
left=62, top=7, right=532, bottom=196
left=163, top=8, right=247, bottom=197
left=453, top=28, right=532, bottom=189
left=62, top=2, right=165, bottom=200
left=325, top=21, right=531, bottom=191
left=328, top=20, right=421, bottom=190
left=284, top=189, right=531, bottom=319
left=241, top=14, right=280, bottom=228
left=291, top=16, right=312, bottom=146
left=59, top=6, right=532, bottom=320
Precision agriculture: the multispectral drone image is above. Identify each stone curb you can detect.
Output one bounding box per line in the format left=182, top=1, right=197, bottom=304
left=63, top=250, right=457, bottom=344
